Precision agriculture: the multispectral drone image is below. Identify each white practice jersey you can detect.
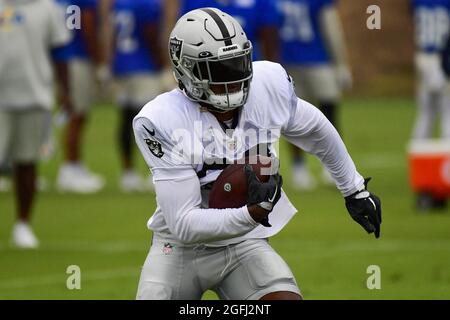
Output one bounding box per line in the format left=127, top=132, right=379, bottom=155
left=0, top=0, right=69, bottom=111
left=133, top=61, right=364, bottom=246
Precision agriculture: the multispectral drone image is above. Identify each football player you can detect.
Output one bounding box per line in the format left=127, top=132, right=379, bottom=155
left=103, top=0, right=164, bottom=192
left=278, top=0, right=352, bottom=190
left=133, top=8, right=381, bottom=300
left=0, top=0, right=70, bottom=248
left=55, top=0, right=105, bottom=193
left=412, top=0, right=450, bottom=139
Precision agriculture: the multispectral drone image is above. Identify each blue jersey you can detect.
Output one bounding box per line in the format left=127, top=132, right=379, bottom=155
left=278, top=0, right=334, bottom=65
left=53, top=0, right=97, bottom=61
left=179, top=0, right=280, bottom=60
left=412, top=0, right=450, bottom=53
left=113, top=0, right=161, bottom=76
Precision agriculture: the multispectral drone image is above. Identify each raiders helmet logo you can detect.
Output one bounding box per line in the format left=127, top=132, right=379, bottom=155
left=169, top=37, right=184, bottom=67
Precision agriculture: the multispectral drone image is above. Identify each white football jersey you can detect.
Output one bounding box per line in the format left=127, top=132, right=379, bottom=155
left=134, top=61, right=364, bottom=246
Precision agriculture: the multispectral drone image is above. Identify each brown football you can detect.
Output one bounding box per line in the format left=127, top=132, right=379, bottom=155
left=208, top=155, right=273, bottom=209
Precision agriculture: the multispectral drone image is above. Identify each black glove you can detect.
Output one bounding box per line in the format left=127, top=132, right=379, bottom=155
left=244, top=164, right=283, bottom=227
left=345, top=178, right=382, bottom=238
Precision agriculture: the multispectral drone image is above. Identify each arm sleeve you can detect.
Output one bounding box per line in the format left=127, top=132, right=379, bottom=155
left=154, top=176, right=259, bottom=244
left=280, top=74, right=364, bottom=197
left=278, top=66, right=364, bottom=197
left=133, top=116, right=259, bottom=244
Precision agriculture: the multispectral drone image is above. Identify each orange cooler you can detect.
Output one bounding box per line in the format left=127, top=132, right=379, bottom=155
left=409, top=140, right=450, bottom=200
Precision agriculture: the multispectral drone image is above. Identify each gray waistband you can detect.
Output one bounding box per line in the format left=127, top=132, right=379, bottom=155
left=151, top=232, right=251, bottom=250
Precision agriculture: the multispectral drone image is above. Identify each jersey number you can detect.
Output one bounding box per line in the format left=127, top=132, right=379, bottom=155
left=115, top=11, right=138, bottom=53
left=280, top=1, right=314, bottom=42
left=416, top=7, right=450, bottom=50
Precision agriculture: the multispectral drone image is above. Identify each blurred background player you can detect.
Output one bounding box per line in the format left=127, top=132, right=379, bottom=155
left=174, top=0, right=280, bottom=62
left=0, top=162, right=12, bottom=192
left=278, top=0, right=352, bottom=190
left=55, top=0, right=106, bottom=193
left=103, top=0, right=164, bottom=192
left=0, top=0, right=70, bottom=248
left=410, top=0, right=450, bottom=211
left=412, top=0, right=450, bottom=140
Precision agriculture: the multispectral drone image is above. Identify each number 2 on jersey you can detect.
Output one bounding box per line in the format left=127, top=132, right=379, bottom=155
left=279, top=1, right=314, bottom=42
left=115, top=11, right=138, bottom=53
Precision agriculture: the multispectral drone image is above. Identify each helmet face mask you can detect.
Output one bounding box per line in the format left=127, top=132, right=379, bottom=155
left=169, top=8, right=254, bottom=112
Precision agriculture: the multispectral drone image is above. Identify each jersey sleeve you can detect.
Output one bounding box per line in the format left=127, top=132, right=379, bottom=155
left=153, top=175, right=259, bottom=244
left=272, top=64, right=365, bottom=197
left=133, top=116, right=195, bottom=181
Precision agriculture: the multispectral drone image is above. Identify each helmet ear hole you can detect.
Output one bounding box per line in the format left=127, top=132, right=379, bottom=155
left=191, top=87, right=202, bottom=98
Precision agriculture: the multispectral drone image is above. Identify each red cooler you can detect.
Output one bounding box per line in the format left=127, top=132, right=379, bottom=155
left=409, top=140, right=450, bottom=205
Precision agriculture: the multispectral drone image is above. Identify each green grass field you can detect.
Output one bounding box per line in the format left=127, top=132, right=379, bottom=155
left=0, top=97, right=449, bottom=299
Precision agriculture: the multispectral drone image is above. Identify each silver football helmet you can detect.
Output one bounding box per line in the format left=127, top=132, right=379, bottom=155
left=169, top=8, right=253, bottom=112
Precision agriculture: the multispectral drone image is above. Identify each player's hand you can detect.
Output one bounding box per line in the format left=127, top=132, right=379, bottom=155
left=345, top=178, right=382, bottom=238
left=95, top=64, right=112, bottom=93
left=245, top=164, right=283, bottom=227
left=336, top=64, right=353, bottom=91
